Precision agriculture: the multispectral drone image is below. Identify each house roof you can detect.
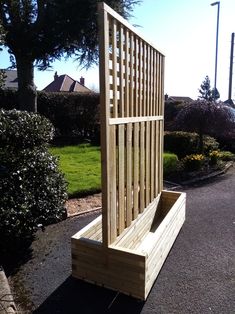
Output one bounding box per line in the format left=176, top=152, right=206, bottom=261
left=1, top=69, right=18, bottom=90
left=43, top=74, right=91, bottom=93
left=167, top=96, right=193, bottom=102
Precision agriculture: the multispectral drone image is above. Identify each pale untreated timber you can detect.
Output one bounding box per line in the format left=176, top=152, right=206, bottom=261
left=72, top=2, right=185, bottom=302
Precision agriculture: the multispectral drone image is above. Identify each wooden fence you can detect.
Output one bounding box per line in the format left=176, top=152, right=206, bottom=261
left=98, top=2, right=165, bottom=246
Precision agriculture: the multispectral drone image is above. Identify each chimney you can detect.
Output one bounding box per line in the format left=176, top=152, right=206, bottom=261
left=80, top=76, right=85, bottom=86
left=54, top=71, right=58, bottom=80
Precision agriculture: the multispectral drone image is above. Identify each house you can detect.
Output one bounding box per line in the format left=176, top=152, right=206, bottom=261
left=165, top=95, right=193, bottom=103
left=43, top=72, right=92, bottom=93
left=0, top=69, right=18, bottom=90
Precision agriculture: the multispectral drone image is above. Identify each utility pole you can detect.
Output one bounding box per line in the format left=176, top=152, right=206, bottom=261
left=228, top=32, right=234, bottom=100
left=211, top=2, right=220, bottom=101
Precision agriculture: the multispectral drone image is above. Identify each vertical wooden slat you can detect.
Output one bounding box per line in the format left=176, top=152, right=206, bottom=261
left=119, top=24, right=124, bottom=117
left=140, top=121, right=145, bottom=212
left=150, top=121, right=155, bottom=201
left=98, top=4, right=111, bottom=247
left=124, top=28, right=129, bottom=117
left=109, top=125, right=117, bottom=242
left=139, top=40, right=142, bottom=116
left=142, top=43, right=146, bottom=116
left=134, top=36, right=139, bottom=116
left=149, top=47, right=153, bottom=116
left=118, top=124, right=125, bottom=234
left=129, top=32, right=134, bottom=117
left=133, top=122, right=139, bottom=219
left=145, top=121, right=150, bottom=205
left=126, top=123, right=132, bottom=226
left=159, top=56, right=165, bottom=192
left=155, top=120, right=159, bottom=196
left=112, top=19, right=118, bottom=118
left=146, top=45, right=150, bottom=116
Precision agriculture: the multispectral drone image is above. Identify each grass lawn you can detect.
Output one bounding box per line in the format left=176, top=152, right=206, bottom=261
left=50, top=144, right=101, bottom=197
left=50, top=144, right=178, bottom=198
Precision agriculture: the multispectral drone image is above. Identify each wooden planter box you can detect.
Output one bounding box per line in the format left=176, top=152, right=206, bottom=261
left=71, top=190, right=186, bottom=300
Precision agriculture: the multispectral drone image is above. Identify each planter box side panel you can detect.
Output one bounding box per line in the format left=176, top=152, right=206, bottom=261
left=144, top=192, right=186, bottom=298
left=72, top=237, right=146, bottom=299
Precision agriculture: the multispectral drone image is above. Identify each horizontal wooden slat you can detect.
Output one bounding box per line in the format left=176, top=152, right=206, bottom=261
left=109, top=115, right=163, bottom=125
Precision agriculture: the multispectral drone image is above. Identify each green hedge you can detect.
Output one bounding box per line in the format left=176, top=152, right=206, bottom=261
left=0, top=90, right=100, bottom=144
left=0, top=109, right=67, bottom=259
left=164, top=131, right=219, bottom=158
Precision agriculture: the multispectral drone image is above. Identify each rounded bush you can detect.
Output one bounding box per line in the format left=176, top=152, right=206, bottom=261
left=0, top=110, right=67, bottom=257
left=209, top=150, right=221, bottom=165
left=163, top=153, right=179, bottom=176
left=164, top=131, right=200, bottom=158
left=219, top=151, right=235, bottom=161
left=182, top=154, right=205, bottom=172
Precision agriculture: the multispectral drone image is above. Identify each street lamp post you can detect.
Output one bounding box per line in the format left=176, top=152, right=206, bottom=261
left=211, top=1, right=220, bottom=101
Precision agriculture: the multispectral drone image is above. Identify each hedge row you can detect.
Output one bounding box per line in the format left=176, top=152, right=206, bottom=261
left=0, top=89, right=100, bottom=144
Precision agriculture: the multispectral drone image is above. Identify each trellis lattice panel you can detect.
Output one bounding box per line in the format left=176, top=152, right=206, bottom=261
left=71, top=2, right=186, bottom=300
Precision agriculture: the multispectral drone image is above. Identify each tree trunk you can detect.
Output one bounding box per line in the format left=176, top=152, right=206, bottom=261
left=16, top=56, right=37, bottom=112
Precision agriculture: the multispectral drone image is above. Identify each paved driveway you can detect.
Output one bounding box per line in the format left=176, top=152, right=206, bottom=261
left=10, top=168, right=235, bottom=314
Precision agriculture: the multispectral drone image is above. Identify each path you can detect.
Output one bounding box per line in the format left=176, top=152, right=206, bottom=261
left=9, top=168, right=235, bottom=314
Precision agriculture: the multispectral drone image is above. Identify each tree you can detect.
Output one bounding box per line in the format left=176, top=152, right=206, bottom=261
left=175, top=100, right=234, bottom=152
left=198, top=76, right=220, bottom=101
left=0, top=69, right=6, bottom=89
left=0, top=0, right=140, bottom=112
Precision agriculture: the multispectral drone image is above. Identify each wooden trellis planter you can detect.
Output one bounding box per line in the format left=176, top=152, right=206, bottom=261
left=71, top=2, right=186, bottom=300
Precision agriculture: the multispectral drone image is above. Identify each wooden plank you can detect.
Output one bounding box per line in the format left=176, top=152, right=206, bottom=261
left=133, top=122, right=139, bottom=219
left=109, top=115, right=163, bottom=125
left=71, top=215, right=102, bottom=240
left=139, top=39, right=143, bottom=116
left=111, top=18, right=118, bottom=118
left=145, top=121, right=150, bottom=205
left=97, top=4, right=110, bottom=247
left=142, top=43, right=146, bottom=116
left=129, top=31, right=134, bottom=116
left=114, top=194, right=161, bottom=248
left=109, top=125, right=117, bottom=242
left=118, top=124, right=125, bottom=234
left=150, top=121, right=155, bottom=201
left=155, top=121, right=159, bottom=196
left=124, top=28, right=130, bottom=117
left=119, top=23, right=124, bottom=117
left=140, top=121, right=145, bottom=212
left=126, top=122, right=133, bottom=227
left=134, top=36, right=139, bottom=116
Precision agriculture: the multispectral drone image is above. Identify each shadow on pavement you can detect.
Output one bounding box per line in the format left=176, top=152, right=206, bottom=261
left=33, top=276, right=144, bottom=314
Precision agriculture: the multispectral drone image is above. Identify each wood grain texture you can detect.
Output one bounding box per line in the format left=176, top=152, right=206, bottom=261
left=71, top=2, right=186, bottom=302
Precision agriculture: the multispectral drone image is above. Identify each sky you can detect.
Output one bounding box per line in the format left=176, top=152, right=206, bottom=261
left=0, top=0, right=234, bottom=100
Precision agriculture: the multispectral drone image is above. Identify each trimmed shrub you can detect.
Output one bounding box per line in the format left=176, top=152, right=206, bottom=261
left=182, top=154, right=205, bottom=172
left=0, top=90, right=100, bottom=144
left=209, top=150, right=221, bottom=165
left=203, top=136, right=219, bottom=154
left=164, top=131, right=219, bottom=159
left=219, top=151, right=235, bottom=161
left=0, top=110, right=67, bottom=257
left=163, top=153, right=179, bottom=176
left=164, top=131, right=200, bottom=158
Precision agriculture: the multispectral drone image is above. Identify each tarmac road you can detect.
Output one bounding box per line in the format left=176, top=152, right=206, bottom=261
left=9, top=167, right=235, bottom=314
